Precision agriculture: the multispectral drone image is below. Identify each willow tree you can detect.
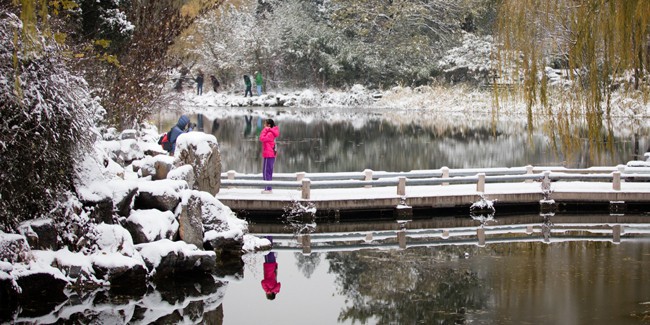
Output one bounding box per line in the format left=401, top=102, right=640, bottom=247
left=496, top=0, right=650, bottom=162
left=496, top=0, right=650, bottom=115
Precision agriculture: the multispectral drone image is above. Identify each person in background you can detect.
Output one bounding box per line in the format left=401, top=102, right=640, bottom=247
left=243, top=74, right=253, bottom=97
left=168, top=115, right=193, bottom=155
left=255, top=71, right=263, bottom=96
left=210, top=75, right=220, bottom=92
left=195, top=70, right=204, bottom=95
left=259, top=118, right=279, bottom=193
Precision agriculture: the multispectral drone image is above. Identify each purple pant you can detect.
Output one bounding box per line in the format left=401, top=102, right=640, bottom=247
left=265, top=252, right=276, bottom=263
left=263, top=157, right=275, bottom=190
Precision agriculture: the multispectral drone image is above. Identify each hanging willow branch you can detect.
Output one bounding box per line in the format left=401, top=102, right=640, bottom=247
left=495, top=0, right=650, bottom=122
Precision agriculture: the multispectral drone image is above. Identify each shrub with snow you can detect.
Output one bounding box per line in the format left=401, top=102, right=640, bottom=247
left=0, top=13, right=99, bottom=231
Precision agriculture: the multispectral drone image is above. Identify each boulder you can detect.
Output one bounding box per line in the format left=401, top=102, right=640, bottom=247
left=175, top=132, right=221, bottom=195
left=18, top=219, right=58, bottom=250
left=187, top=190, right=247, bottom=253
left=0, top=232, right=32, bottom=263
left=110, top=180, right=138, bottom=217
left=120, top=129, right=137, bottom=140
left=138, top=155, right=175, bottom=180
left=178, top=195, right=204, bottom=248
left=124, top=209, right=178, bottom=244
left=137, top=240, right=217, bottom=281
left=15, top=272, right=68, bottom=317
left=101, top=139, right=146, bottom=167
left=0, top=275, right=18, bottom=320
left=133, top=179, right=187, bottom=212
left=167, top=164, right=195, bottom=189
left=92, top=256, right=147, bottom=295
left=81, top=196, right=114, bottom=225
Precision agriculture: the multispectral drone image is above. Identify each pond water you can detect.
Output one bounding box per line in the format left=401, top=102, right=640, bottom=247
left=225, top=226, right=650, bottom=324
left=7, top=214, right=650, bottom=324
left=157, top=107, right=649, bottom=174
left=5, top=108, right=650, bottom=324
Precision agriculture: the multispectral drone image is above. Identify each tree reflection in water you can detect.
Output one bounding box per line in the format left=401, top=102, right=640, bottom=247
left=294, top=252, right=321, bottom=279
left=327, top=247, right=488, bottom=324
left=157, top=110, right=649, bottom=174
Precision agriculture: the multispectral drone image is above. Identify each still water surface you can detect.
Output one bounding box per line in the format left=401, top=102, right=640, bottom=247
left=224, top=235, right=650, bottom=324
left=158, top=108, right=649, bottom=173
left=6, top=109, right=649, bottom=323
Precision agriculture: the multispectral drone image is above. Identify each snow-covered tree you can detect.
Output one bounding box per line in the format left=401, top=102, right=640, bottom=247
left=0, top=9, right=98, bottom=231
left=188, top=2, right=262, bottom=86
left=438, top=32, right=494, bottom=84
left=56, top=0, right=223, bottom=128
left=185, top=0, right=498, bottom=89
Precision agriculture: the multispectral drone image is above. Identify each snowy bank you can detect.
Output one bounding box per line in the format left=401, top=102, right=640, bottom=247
left=0, top=125, right=271, bottom=319
left=177, top=83, right=650, bottom=119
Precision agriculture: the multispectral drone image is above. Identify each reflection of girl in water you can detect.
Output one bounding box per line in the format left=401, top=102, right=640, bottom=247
left=261, top=251, right=281, bottom=300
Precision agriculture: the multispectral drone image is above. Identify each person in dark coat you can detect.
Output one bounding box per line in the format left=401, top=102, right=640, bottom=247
left=210, top=75, right=220, bottom=92
left=244, top=75, right=252, bottom=97
left=195, top=71, right=204, bottom=95
left=168, top=115, right=192, bottom=154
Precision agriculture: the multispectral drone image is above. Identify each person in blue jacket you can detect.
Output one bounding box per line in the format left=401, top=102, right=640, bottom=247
left=168, top=115, right=192, bottom=154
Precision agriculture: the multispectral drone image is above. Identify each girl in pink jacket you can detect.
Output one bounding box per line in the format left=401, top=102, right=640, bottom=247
left=259, top=119, right=279, bottom=193
left=261, top=251, right=281, bottom=300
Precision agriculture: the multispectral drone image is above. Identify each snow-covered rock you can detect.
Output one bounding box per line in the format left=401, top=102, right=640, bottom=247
left=175, top=132, right=222, bottom=195
left=134, top=179, right=188, bottom=212
left=136, top=239, right=216, bottom=280
left=138, top=154, right=175, bottom=180
left=167, top=164, right=196, bottom=189
left=18, top=218, right=58, bottom=250
left=0, top=232, right=32, bottom=263
left=124, top=209, right=179, bottom=244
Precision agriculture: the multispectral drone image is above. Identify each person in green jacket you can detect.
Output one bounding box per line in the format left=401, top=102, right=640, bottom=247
left=243, top=74, right=252, bottom=97
left=255, top=71, right=263, bottom=96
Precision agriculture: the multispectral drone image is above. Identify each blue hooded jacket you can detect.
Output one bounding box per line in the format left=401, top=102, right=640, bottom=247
left=168, top=115, right=190, bottom=153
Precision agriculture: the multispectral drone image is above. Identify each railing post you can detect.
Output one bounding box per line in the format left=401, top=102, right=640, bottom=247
left=227, top=170, right=236, bottom=188
left=542, top=171, right=551, bottom=190
left=397, top=230, right=406, bottom=249
left=477, top=227, right=486, bottom=247
left=364, top=169, right=373, bottom=188
left=612, top=225, right=621, bottom=244
left=301, top=178, right=311, bottom=200
left=397, top=177, right=406, bottom=196
left=477, top=173, right=485, bottom=192
left=297, top=172, right=305, bottom=191
left=613, top=171, right=621, bottom=191
left=525, top=165, right=533, bottom=183
left=441, top=166, right=449, bottom=186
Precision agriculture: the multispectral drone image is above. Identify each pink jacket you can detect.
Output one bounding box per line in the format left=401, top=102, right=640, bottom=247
left=261, top=262, right=281, bottom=294
left=259, top=126, right=279, bottom=158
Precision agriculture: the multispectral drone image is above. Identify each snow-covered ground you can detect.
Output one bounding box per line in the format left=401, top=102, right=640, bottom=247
left=177, top=84, right=650, bottom=119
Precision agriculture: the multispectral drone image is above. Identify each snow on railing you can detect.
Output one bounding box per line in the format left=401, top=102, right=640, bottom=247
left=220, top=165, right=650, bottom=199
